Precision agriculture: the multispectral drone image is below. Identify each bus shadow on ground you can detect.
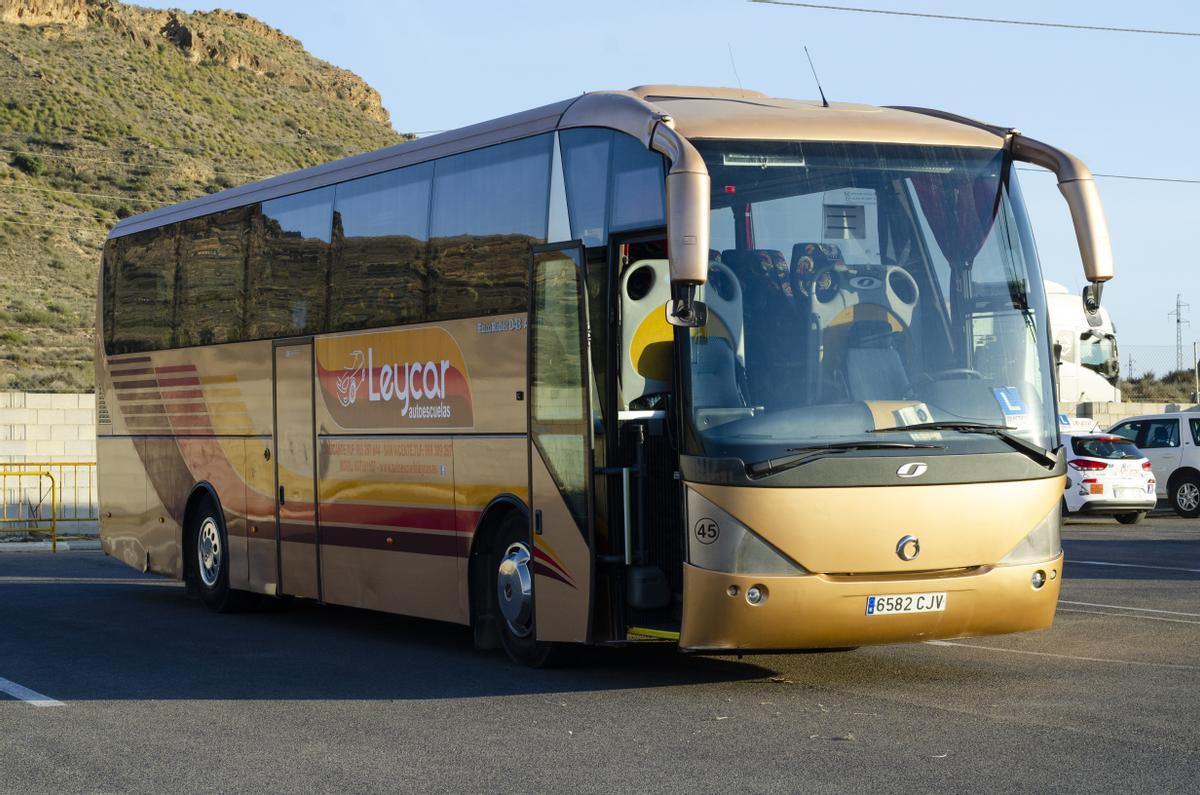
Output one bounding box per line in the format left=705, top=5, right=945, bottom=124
left=0, top=581, right=782, bottom=702
left=1062, top=539, right=1200, bottom=581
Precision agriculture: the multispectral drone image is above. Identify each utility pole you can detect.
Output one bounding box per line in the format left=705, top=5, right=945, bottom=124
left=1127, top=351, right=1134, bottom=381
left=1168, top=294, right=1190, bottom=372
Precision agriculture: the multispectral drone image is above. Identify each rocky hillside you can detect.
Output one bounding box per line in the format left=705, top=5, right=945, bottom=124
left=0, top=0, right=406, bottom=390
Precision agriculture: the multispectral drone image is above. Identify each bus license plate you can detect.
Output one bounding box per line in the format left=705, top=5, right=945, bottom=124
left=865, top=592, right=947, bottom=616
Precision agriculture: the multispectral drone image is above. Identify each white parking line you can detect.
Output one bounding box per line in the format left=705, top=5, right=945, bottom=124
left=1060, top=600, right=1200, bottom=618
left=0, top=677, right=64, bottom=708
left=925, top=640, right=1200, bottom=670
left=1068, top=559, right=1200, bottom=574
left=0, top=577, right=181, bottom=586
left=1058, top=607, right=1200, bottom=626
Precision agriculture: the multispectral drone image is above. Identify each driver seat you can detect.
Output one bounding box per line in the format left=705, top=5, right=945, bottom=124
left=845, top=347, right=910, bottom=401
left=843, top=320, right=910, bottom=401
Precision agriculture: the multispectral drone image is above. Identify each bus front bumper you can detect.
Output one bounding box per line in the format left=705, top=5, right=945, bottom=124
left=678, top=555, right=1063, bottom=652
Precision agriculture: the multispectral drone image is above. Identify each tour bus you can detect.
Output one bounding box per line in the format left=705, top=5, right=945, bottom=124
left=97, top=85, right=1115, bottom=665
left=1046, top=280, right=1120, bottom=403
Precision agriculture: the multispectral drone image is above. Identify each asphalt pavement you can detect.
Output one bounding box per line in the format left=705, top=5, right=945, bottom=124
left=1, top=516, right=1196, bottom=793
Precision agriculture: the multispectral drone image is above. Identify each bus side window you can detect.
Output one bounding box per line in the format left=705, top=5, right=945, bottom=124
left=111, top=225, right=178, bottom=353
left=428, top=134, right=552, bottom=321
left=247, top=187, right=334, bottom=339
left=330, top=163, right=433, bottom=332
left=176, top=206, right=249, bottom=347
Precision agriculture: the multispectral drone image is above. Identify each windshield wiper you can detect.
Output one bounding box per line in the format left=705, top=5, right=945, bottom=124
left=746, top=441, right=942, bottom=478
left=869, top=421, right=1059, bottom=468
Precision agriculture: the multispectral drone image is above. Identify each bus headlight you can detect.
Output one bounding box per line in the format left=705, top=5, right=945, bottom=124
left=686, top=489, right=807, bottom=575
left=998, top=504, right=1062, bottom=565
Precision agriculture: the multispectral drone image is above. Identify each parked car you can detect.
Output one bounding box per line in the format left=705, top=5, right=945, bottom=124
left=1108, top=412, right=1200, bottom=517
left=1062, top=433, right=1157, bottom=524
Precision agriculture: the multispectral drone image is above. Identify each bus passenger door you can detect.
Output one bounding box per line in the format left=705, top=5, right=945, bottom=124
left=273, top=339, right=321, bottom=600
left=527, top=244, right=595, bottom=643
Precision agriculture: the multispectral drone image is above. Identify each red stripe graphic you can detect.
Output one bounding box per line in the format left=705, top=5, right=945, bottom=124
left=123, top=405, right=166, bottom=415
left=157, top=376, right=201, bottom=387
left=533, top=546, right=573, bottom=586
left=320, top=502, right=463, bottom=534
left=319, top=525, right=461, bottom=557
left=166, top=414, right=214, bottom=428
left=161, top=403, right=211, bottom=414
left=110, top=368, right=154, bottom=376
left=160, top=390, right=205, bottom=401
left=532, top=560, right=573, bottom=588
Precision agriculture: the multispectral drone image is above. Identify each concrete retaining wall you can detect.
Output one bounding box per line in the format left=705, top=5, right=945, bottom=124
left=0, top=392, right=95, bottom=462
left=1063, top=401, right=1200, bottom=432
left=0, top=392, right=97, bottom=537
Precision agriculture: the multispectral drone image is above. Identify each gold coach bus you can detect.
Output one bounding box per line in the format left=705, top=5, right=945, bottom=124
left=97, top=86, right=1114, bottom=665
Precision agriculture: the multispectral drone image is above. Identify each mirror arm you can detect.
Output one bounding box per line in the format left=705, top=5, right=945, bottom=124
left=647, top=117, right=711, bottom=294
left=1009, top=135, right=1114, bottom=304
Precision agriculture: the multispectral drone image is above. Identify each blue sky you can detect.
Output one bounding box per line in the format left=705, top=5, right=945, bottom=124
left=139, top=0, right=1200, bottom=348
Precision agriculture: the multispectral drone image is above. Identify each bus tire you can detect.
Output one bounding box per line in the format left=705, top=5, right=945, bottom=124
left=186, top=496, right=250, bottom=613
left=1115, top=511, right=1146, bottom=525
left=491, top=512, right=568, bottom=668
left=1169, top=473, right=1200, bottom=518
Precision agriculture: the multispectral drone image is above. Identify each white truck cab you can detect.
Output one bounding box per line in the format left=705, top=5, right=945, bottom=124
left=1046, top=281, right=1120, bottom=404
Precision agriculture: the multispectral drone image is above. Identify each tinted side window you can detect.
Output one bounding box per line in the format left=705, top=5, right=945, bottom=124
left=331, top=164, right=433, bottom=331
left=177, top=207, right=249, bottom=346
left=111, top=225, right=177, bottom=353
left=561, top=128, right=611, bottom=247
left=561, top=129, right=667, bottom=245
left=248, top=188, right=334, bottom=339
left=1142, top=419, right=1180, bottom=449
left=609, top=132, right=665, bottom=232
left=1110, top=422, right=1140, bottom=444
left=101, top=239, right=119, bottom=353
left=429, top=134, right=552, bottom=319
left=1191, top=418, right=1200, bottom=446
left=1072, top=437, right=1142, bottom=460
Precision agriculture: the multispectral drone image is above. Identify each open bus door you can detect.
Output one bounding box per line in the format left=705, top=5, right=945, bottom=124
left=525, top=243, right=595, bottom=643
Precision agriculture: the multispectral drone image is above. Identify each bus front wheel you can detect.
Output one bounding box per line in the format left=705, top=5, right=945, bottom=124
left=491, top=512, right=566, bottom=668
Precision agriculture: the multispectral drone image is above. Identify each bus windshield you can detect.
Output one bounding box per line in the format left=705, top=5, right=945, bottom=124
left=685, top=140, right=1055, bottom=463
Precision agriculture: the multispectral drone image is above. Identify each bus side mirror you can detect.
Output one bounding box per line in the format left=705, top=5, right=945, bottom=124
left=666, top=296, right=708, bottom=328
left=1011, top=136, right=1113, bottom=303
left=1082, top=283, right=1103, bottom=327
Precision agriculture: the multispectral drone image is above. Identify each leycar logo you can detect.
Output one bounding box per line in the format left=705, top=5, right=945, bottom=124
left=336, top=350, right=367, bottom=407
left=318, top=328, right=473, bottom=429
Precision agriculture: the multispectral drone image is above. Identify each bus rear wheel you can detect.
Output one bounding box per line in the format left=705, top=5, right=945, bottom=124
left=491, top=513, right=566, bottom=668
left=187, top=496, right=250, bottom=613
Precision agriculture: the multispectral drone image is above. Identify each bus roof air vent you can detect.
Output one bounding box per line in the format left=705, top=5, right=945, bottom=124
left=629, top=85, right=770, bottom=101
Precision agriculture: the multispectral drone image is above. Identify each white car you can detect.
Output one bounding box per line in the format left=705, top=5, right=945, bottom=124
left=1108, top=412, right=1200, bottom=518
left=1062, top=433, right=1156, bottom=524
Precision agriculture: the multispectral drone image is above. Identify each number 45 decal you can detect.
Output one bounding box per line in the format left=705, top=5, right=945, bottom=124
left=693, top=518, right=720, bottom=545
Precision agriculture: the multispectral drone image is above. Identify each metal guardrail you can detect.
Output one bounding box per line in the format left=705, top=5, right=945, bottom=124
left=0, top=461, right=96, bottom=553
left=0, top=470, right=58, bottom=552
left=0, top=461, right=96, bottom=526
